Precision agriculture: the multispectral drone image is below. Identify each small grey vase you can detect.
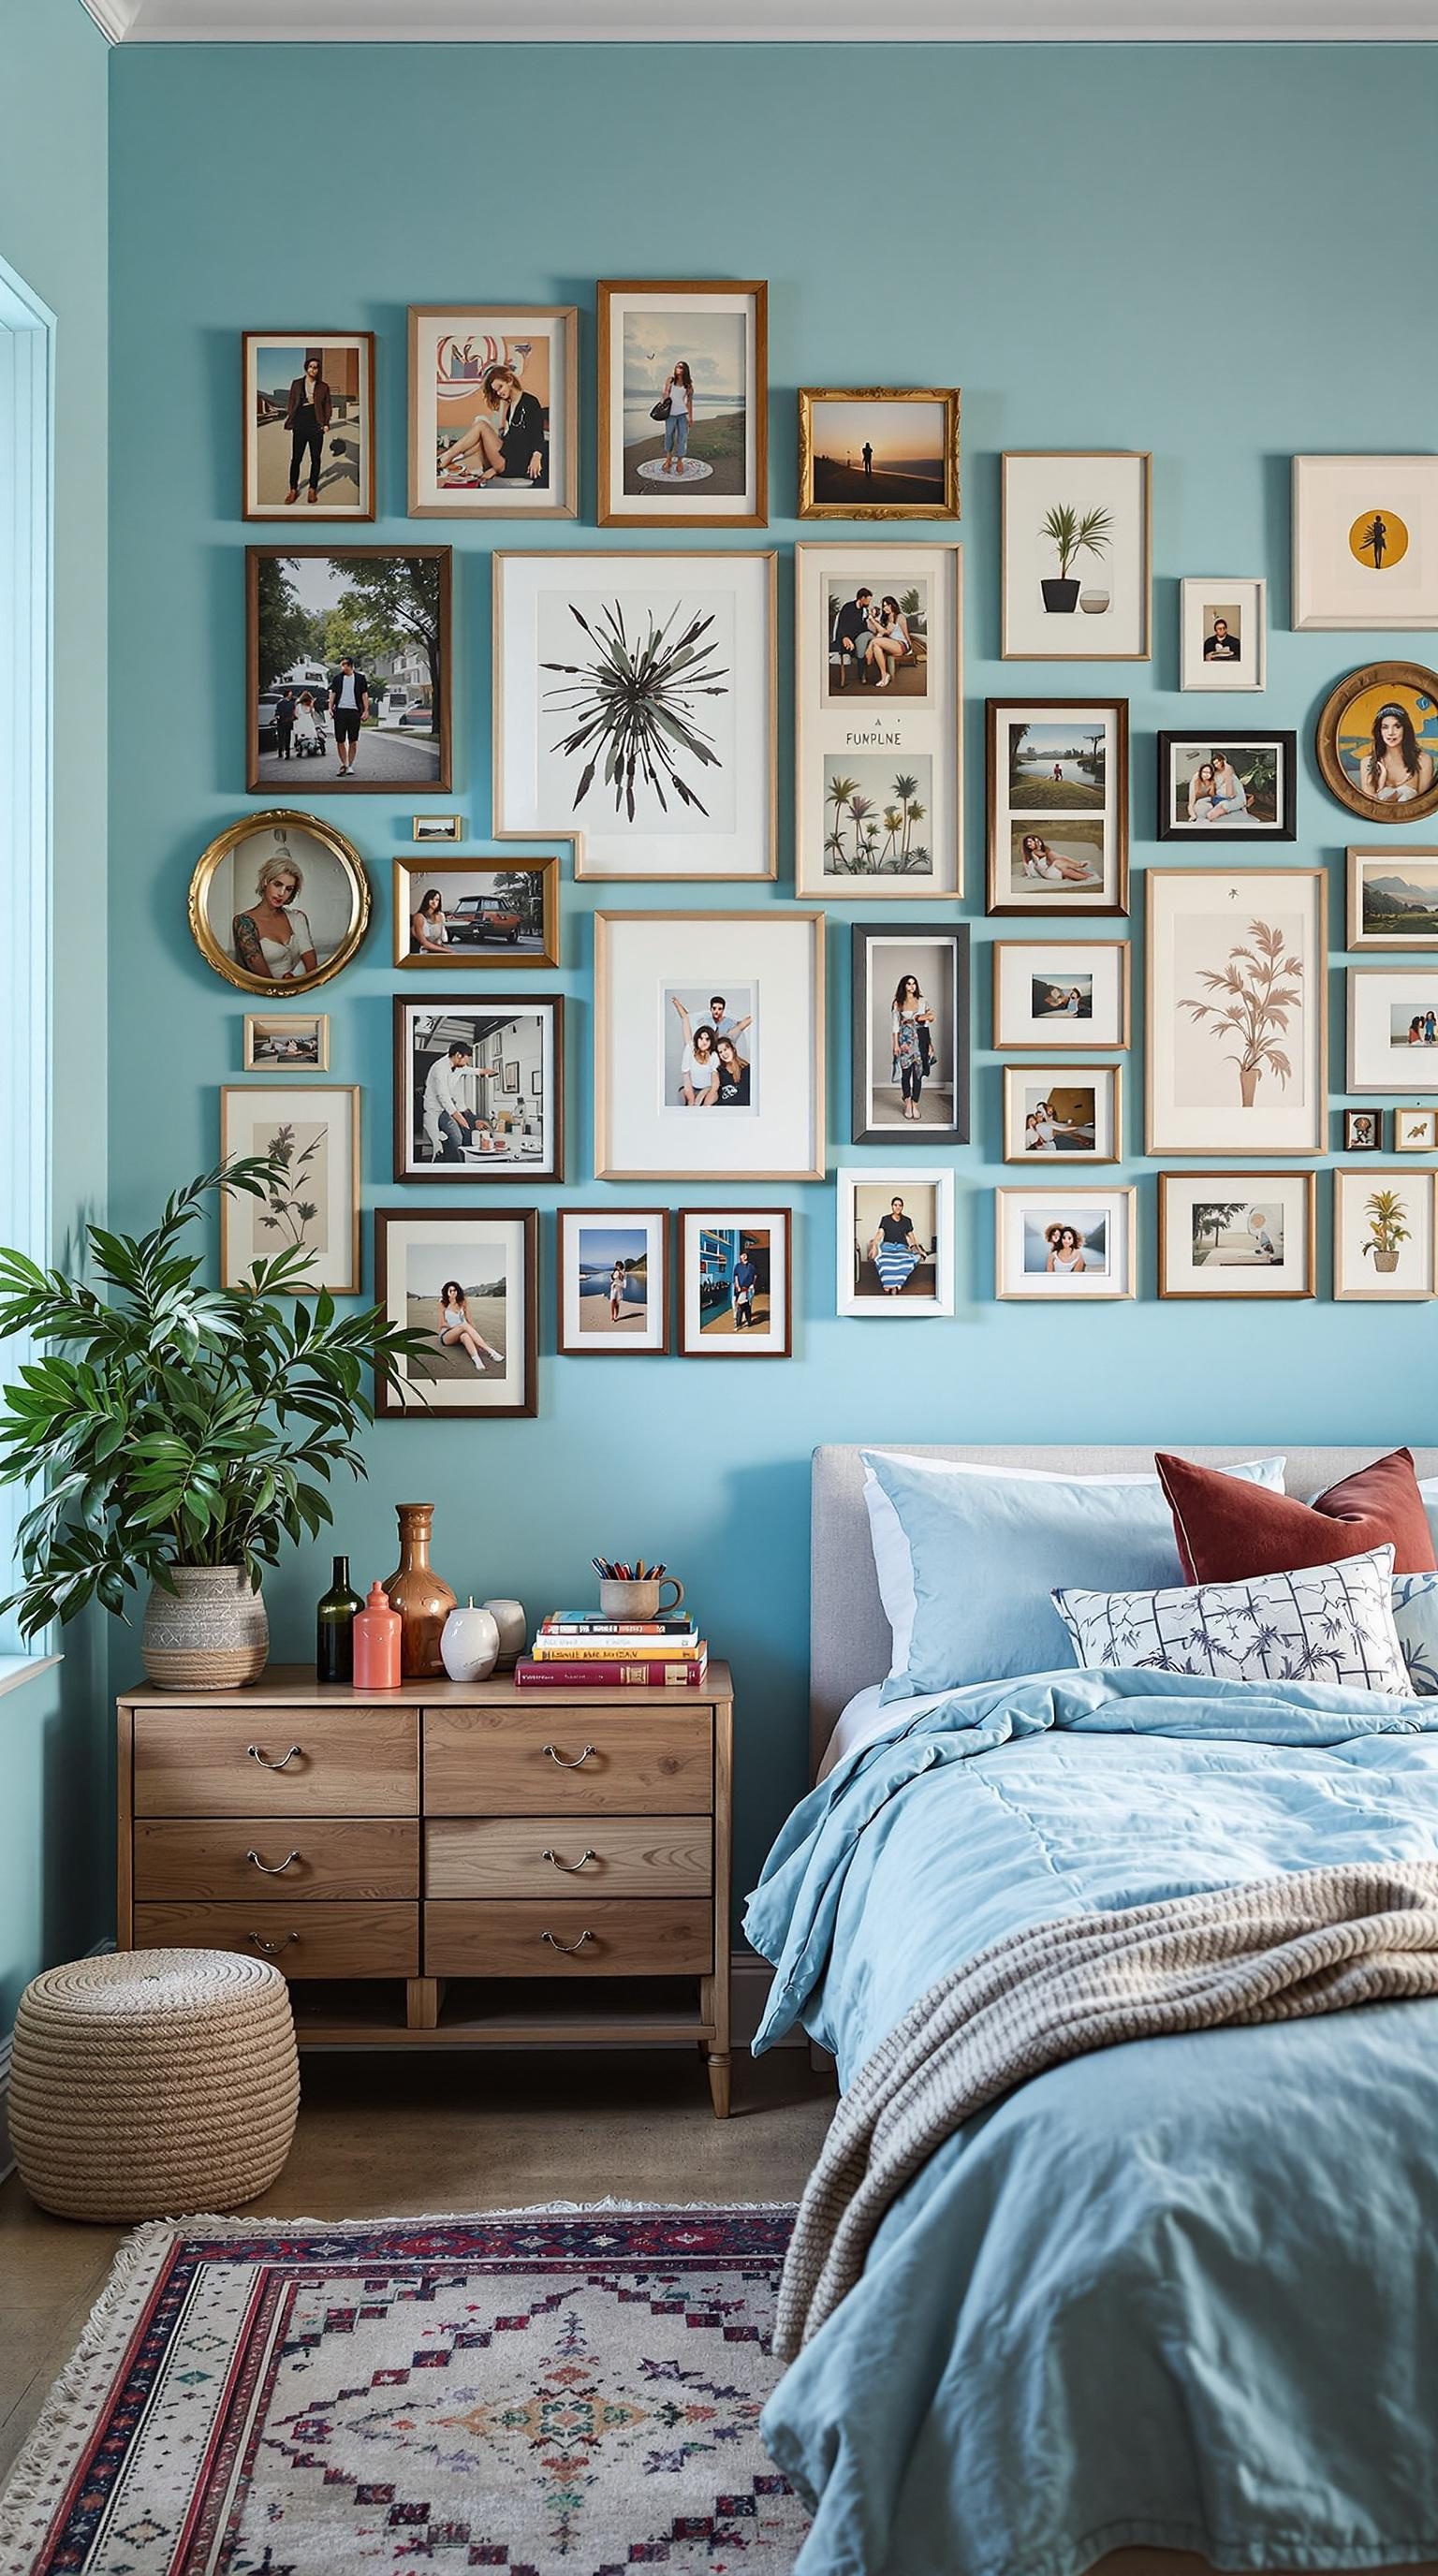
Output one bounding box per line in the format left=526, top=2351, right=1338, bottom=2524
left=141, top=1565, right=270, bottom=1690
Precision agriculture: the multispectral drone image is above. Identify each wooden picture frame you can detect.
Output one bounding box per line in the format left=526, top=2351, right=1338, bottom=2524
left=986, top=697, right=1129, bottom=915
left=1293, top=456, right=1438, bottom=631
left=1001, top=451, right=1152, bottom=660
left=678, top=1208, right=793, bottom=1356
left=393, top=855, right=559, bottom=972
left=242, top=1012, right=330, bottom=1071
left=597, top=279, right=768, bottom=531
left=406, top=304, right=577, bottom=520
left=1347, top=964, right=1438, bottom=1095
left=1158, top=1171, right=1316, bottom=1300
left=1347, top=846, right=1438, bottom=950
left=1343, top=1108, right=1384, bottom=1151
left=391, top=994, right=564, bottom=1183
left=1316, top=664, right=1438, bottom=827
left=849, top=922, right=969, bottom=1145
left=246, top=544, right=452, bottom=795
left=794, top=539, right=962, bottom=900
left=798, top=388, right=960, bottom=521
left=374, top=1208, right=539, bottom=1417
left=1333, top=1167, right=1436, bottom=1302
left=242, top=332, right=374, bottom=522
left=557, top=1208, right=671, bottom=1357
left=412, top=815, right=464, bottom=843
left=1002, top=1062, right=1123, bottom=1165
left=219, top=1083, right=360, bottom=1295
left=1146, top=868, right=1327, bottom=1155
left=1395, top=1106, right=1438, bottom=1153
left=1180, top=578, right=1267, bottom=693
left=188, top=809, right=370, bottom=997
left=994, top=1184, right=1137, bottom=1301
left=990, top=941, right=1131, bottom=1050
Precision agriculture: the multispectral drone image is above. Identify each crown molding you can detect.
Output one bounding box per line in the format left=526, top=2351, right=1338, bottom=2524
left=101, top=0, right=1438, bottom=37
left=77, top=0, right=140, bottom=40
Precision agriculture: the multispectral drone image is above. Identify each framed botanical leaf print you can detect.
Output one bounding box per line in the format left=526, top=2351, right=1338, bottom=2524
left=1145, top=869, right=1327, bottom=1155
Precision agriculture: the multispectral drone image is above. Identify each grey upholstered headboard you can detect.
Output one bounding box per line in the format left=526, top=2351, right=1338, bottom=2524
left=809, top=1442, right=1438, bottom=1772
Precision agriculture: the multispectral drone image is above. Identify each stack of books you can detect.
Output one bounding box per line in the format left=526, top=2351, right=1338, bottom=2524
left=515, top=1609, right=709, bottom=1690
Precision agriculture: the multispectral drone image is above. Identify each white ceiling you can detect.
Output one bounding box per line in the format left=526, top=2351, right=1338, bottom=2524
left=79, top=0, right=1438, bottom=38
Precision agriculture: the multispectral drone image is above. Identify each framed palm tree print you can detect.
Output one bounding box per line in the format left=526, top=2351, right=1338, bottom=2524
left=1145, top=869, right=1327, bottom=1155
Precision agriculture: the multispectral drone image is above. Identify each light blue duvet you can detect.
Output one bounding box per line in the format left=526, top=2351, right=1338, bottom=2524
left=745, top=1668, right=1438, bottom=2576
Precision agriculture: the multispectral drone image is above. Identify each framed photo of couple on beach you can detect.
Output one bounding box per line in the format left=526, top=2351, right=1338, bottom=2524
left=794, top=542, right=962, bottom=900
left=797, top=389, right=961, bottom=522
left=407, top=307, right=577, bottom=519
left=596, top=281, right=768, bottom=531
left=986, top=699, right=1129, bottom=916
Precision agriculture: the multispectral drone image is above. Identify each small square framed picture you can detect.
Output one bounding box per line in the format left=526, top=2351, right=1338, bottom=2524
left=797, top=388, right=960, bottom=521
left=1003, top=1063, right=1122, bottom=1164
left=1293, top=456, right=1438, bottom=631
left=1348, top=848, right=1438, bottom=949
left=1180, top=579, right=1266, bottom=693
left=1348, top=966, right=1438, bottom=1094
left=1156, top=733, right=1297, bottom=841
left=837, top=1168, right=954, bottom=1318
left=242, top=1013, right=329, bottom=1071
left=1395, top=1106, right=1438, bottom=1153
left=986, top=699, right=1128, bottom=915
left=991, top=941, right=1130, bottom=1050
left=557, top=1209, right=669, bottom=1356
left=679, top=1210, right=792, bottom=1356
left=394, top=855, right=559, bottom=970
left=995, top=1185, right=1136, bottom=1301
left=412, top=815, right=464, bottom=843
left=1158, top=1172, right=1315, bottom=1300
left=1333, top=1167, right=1436, bottom=1302
left=1343, top=1108, right=1384, bottom=1151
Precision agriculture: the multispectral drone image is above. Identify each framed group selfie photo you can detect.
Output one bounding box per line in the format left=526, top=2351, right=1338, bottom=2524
left=986, top=698, right=1128, bottom=915
left=794, top=541, right=962, bottom=899
left=391, top=995, right=564, bottom=1182
left=990, top=940, right=1130, bottom=1050
left=407, top=305, right=577, bottom=519
left=1157, top=1172, right=1315, bottom=1301
left=246, top=545, right=452, bottom=795
left=850, top=922, right=969, bottom=1146
left=242, top=333, right=375, bottom=522
left=1001, top=451, right=1151, bottom=661
left=1293, top=455, right=1438, bottom=632
left=374, top=1208, right=538, bottom=1419
left=1145, top=869, right=1327, bottom=1155
left=1180, top=578, right=1266, bottom=693
left=596, top=280, right=768, bottom=531
left=1315, top=664, right=1438, bottom=827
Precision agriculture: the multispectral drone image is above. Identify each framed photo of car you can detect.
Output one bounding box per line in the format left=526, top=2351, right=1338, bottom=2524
left=392, top=855, right=559, bottom=970
left=392, top=995, right=564, bottom=1182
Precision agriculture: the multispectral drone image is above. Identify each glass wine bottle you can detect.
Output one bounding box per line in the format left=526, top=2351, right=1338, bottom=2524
left=316, top=1554, right=364, bottom=1685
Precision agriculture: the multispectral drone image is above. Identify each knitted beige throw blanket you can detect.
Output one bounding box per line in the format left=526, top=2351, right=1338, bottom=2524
left=773, top=1861, right=1438, bottom=2363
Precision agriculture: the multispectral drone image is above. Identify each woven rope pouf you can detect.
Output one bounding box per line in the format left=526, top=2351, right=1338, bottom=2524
left=10, top=1949, right=300, bottom=2221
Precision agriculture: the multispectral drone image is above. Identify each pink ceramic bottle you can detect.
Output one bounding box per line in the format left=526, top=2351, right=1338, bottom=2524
left=352, top=1580, right=402, bottom=1691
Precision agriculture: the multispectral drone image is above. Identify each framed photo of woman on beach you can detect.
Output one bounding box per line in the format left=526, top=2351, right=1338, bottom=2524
left=987, top=699, right=1129, bottom=915
left=837, top=1169, right=955, bottom=1318
left=679, top=1211, right=792, bottom=1357
left=557, top=1209, right=670, bottom=1357
left=242, top=334, right=374, bottom=521
left=407, top=307, right=576, bottom=519
left=374, top=1208, right=538, bottom=1419
left=1315, top=665, right=1438, bottom=827
left=597, top=281, right=767, bottom=531
left=797, top=389, right=960, bottom=522
left=795, top=541, right=962, bottom=899
left=188, top=811, right=370, bottom=997
left=850, top=923, right=969, bottom=1145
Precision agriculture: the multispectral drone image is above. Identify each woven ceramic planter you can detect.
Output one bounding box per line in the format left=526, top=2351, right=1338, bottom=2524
left=142, top=1564, right=269, bottom=1690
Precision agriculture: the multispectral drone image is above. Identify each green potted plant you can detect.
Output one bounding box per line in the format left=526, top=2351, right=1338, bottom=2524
left=0, top=1160, right=426, bottom=1690
left=1038, top=502, right=1113, bottom=615
left=1363, top=1187, right=1410, bottom=1277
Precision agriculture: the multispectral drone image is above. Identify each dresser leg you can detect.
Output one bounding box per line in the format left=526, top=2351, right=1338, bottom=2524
left=406, top=1977, right=444, bottom=2029
left=706, top=2051, right=732, bottom=2119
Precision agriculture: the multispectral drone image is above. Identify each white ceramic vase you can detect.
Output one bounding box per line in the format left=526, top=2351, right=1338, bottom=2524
left=440, top=1600, right=501, bottom=1683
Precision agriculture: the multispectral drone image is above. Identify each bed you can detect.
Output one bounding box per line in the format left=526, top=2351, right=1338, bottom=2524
left=746, top=1442, right=1438, bottom=2576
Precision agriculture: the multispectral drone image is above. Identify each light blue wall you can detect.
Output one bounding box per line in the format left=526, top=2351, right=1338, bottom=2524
left=0, top=0, right=110, bottom=2016
left=107, top=39, right=1438, bottom=1910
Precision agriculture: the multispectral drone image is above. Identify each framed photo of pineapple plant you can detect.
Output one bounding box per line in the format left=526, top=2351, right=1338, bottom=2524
left=1001, top=452, right=1151, bottom=661
left=1144, top=868, right=1327, bottom=1155
left=1333, top=1168, right=1436, bottom=1301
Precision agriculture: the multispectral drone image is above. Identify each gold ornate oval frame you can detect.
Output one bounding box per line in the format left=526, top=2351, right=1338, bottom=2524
left=188, top=809, right=371, bottom=996
left=1315, top=661, right=1438, bottom=826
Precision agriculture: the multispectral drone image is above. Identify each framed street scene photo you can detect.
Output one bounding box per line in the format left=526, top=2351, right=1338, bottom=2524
left=850, top=923, right=969, bottom=1145
left=836, top=1169, right=955, bottom=1318
left=1333, top=1168, right=1435, bottom=1303
left=557, top=1209, right=669, bottom=1357
left=679, top=1211, right=793, bottom=1356
left=1348, top=848, right=1438, bottom=949
left=374, top=1208, right=538, bottom=1418
left=394, top=855, right=559, bottom=971
left=1316, top=664, right=1438, bottom=827
left=242, top=1013, right=329, bottom=1070
left=493, top=550, right=776, bottom=881
left=1156, top=732, right=1297, bottom=842
left=218, top=1084, right=360, bottom=1295
left=594, top=911, right=824, bottom=1181
left=246, top=546, right=451, bottom=794
left=407, top=306, right=577, bottom=519
left=392, top=997, right=563, bottom=1181
left=1145, top=869, right=1327, bottom=1154
left=1348, top=966, right=1438, bottom=1095
left=242, top=334, right=374, bottom=521
left=1158, top=1173, right=1315, bottom=1300
left=1001, top=452, right=1151, bottom=660
left=797, top=388, right=960, bottom=521
left=1293, top=456, right=1438, bottom=631
left=994, top=1186, right=1136, bottom=1301
left=986, top=699, right=1128, bottom=915
left=1003, top=1063, right=1122, bottom=1164
left=1180, top=578, right=1266, bottom=693
left=991, top=941, right=1130, bottom=1050
left=188, top=811, right=370, bottom=997
left=597, top=280, right=767, bottom=531
left=795, top=541, right=961, bottom=898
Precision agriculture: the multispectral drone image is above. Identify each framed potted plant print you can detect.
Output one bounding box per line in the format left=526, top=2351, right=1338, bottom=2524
left=1315, top=665, right=1438, bottom=827
left=594, top=912, right=824, bottom=1181
left=218, top=1084, right=360, bottom=1295
left=850, top=923, right=969, bottom=1145
left=1348, top=848, right=1438, bottom=948
left=986, top=699, right=1128, bottom=915
left=393, top=855, right=559, bottom=971
left=1292, top=456, right=1438, bottom=631
left=1158, top=1173, right=1315, bottom=1300
left=1002, top=1064, right=1122, bottom=1164
left=1001, top=452, right=1151, bottom=660
left=836, top=1169, right=955, bottom=1318
left=242, top=1013, right=329, bottom=1070
left=797, top=389, right=960, bottom=521
left=242, top=333, right=374, bottom=521
left=1155, top=732, right=1297, bottom=842
left=991, top=941, right=1130, bottom=1050
left=679, top=1210, right=792, bottom=1356
left=596, top=281, right=767, bottom=531
left=188, top=811, right=370, bottom=996
left=392, top=996, right=563, bottom=1181
left=374, top=1208, right=538, bottom=1417
left=794, top=541, right=962, bottom=899
left=1343, top=1108, right=1383, bottom=1151
left=1180, top=579, right=1266, bottom=692
left=1145, top=869, right=1327, bottom=1155
left=557, top=1209, right=669, bottom=1357
left=1333, top=1168, right=1435, bottom=1302
left=1396, top=1106, right=1438, bottom=1152
left=1348, top=966, right=1438, bottom=1094
left=994, top=1186, right=1136, bottom=1301
left=492, top=550, right=776, bottom=882
left=246, top=546, right=452, bottom=795
left=407, top=306, right=577, bottom=519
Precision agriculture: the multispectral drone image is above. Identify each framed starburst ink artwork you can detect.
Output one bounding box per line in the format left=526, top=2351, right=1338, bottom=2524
left=492, top=550, right=777, bottom=881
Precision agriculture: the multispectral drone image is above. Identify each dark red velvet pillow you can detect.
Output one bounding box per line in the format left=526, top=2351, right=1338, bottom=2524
left=1155, top=1448, right=1436, bottom=1584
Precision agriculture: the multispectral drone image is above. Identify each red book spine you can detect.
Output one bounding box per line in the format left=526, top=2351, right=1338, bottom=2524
left=514, top=1658, right=708, bottom=1689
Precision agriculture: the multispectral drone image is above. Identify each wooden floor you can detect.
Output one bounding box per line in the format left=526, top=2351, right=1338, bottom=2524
left=0, top=2045, right=834, bottom=2485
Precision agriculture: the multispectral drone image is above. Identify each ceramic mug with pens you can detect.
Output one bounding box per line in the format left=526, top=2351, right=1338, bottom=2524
left=598, top=1574, right=684, bottom=1620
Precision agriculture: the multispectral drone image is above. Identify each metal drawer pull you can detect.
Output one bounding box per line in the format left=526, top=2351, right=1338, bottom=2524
left=542, top=1847, right=596, bottom=1873
left=246, top=1849, right=301, bottom=1876
left=541, top=1928, right=594, bottom=1954
left=542, top=1743, right=594, bottom=1769
left=246, top=1930, right=299, bottom=1954
left=246, top=1743, right=303, bottom=1771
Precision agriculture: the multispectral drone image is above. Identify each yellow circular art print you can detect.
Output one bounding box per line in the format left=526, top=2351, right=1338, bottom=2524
left=1348, top=507, right=1410, bottom=573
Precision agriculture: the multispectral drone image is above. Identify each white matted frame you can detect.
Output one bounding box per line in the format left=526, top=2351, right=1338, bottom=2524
left=991, top=941, right=1131, bottom=1050
left=836, top=1167, right=955, bottom=1318
left=597, top=280, right=767, bottom=532
left=679, top=1208, right=793, bottom=1356
left=987, top=696, right=1128, bottom=916
left=1395, top=1106, right=1438, bottom=1153
left=1348, top=965, right=1438, bottom=1094
left=1146, top=869, right=1327, bottom=1155
left=407, top=306, right=577, bottom=520
left=1002, top=451, right=1152, bottom=661
left=1293, top=456, right=1438, bottom=631
left=1158, top=1171, right=1315, bottom=1299
left=795, top=540, right=962, bottom=900
left=1333, top=1166, right=1436, bottom=1302
left=1181, top=578, right=1267, bottom=692
left=995, top=1185, right=1136, bottom=1301
left=219, top=1083, right=360, bottom=1295
left=1002, top=1062, right=1122, bottom=1164
left=242, top=1013, right=330, bottom=1071
left=242, top=332, right=375, bottom=522
left=557, top=1208, right=670, bottom=1357
left=1347, top=847, right=1438, bottom=951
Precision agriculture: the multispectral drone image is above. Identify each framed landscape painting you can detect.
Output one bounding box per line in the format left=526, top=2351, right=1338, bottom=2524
left=1347, top=848, right=1438, bottom=949
left=374, top=1208, right=538, bottom=1418
left=1156, top=732, right=1297, bottom=842
left=994, top=1186, right=1136, bottom=1302
left=242, top=333, right=374, bottom=521
left=986, top=698, right=1128, bottom=915
left=1333, top=1168, right=1435, bottom=1302
left=850, top=923, right=969, bottom=1145
left=557, top=1208, right=669, bottom=1357
left=1158, top=1172, right=1315, bottom=1299
left=1001, top=452, right=1151, bottom=660
left=991, top=941, right=1130, bottom=1050
left=797, top=389, right=961, bottom=521
left=392, top=996, right=563, bottom=1181
left=1315, top=664, right=1438, bottom=827
left=1293, top=456, right=1438, bottom=631
left=794, top=541, right=961, bottom=898
left=246, top=546, right=452, bottom=794
left=679, top=1210, right=792, bottom=1356
left=597, top=280, right=767, bottom=530
left=407, top=306, right=577, bottom=519
left=1145, top=869, right=1327, bottom=1154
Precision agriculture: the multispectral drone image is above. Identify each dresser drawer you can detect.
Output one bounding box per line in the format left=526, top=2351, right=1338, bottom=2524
left=425, top=1816, right=712, bottom=1900
left=133, top=1819, right=420, bottom=1903
left=133, top=1710, right=419, bottom=1818
left=424, top=1898, right=713, bottom=1978
left=133, top=1900, right=418, bottom=1978
left=423, top=1709, right=712, bottom=1816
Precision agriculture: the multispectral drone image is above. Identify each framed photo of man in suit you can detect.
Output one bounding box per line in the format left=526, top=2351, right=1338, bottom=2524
left=242, top=333, right=374, bottom=521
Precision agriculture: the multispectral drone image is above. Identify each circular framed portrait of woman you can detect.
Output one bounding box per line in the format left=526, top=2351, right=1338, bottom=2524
left=188, top=811, right=371, bottom=995
left=1316, top=663, right=1438, bottom=825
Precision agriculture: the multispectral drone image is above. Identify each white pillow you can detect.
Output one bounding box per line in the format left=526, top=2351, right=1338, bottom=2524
left=1052, top=1545, right=1407, bottom=1695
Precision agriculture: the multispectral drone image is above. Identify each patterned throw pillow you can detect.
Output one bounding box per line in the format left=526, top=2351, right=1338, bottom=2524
left=1052, top=1545, right=1408, bottom=1694
left=1393, top=1572, right=1438, bottom=1695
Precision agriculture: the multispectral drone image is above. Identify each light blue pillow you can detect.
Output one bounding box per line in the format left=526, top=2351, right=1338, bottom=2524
left=1393, top=1572, right=1438, bottom=1694
left=863, top=1450, right=1287, bottom=1701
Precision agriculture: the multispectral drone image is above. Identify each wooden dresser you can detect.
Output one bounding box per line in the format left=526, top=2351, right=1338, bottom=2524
left=116, top=1662, right=734, bottom=2115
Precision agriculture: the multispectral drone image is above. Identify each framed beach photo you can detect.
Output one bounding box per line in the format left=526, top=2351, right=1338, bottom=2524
left=218, top=1084, right=360, bottom=1295
left=242, top=1013, right=329, bottom=1071
left=1145, top=869, right=1327, bottom=1155
left=1001, top=452, right=1151, bottom=661
left=1396, top=1106, right=1438, bottom=1153
left=795, top=541, right=962, bottom=899
left=557, top=1209, right=669, bottom=1357
left=374, top=1208, right=538, bottom=1418
left=1293, top=456, right=1438, bottom=631
left=1344, top=1108, right=1383, bottom=1151
left=189, top=811, right=370, bottom=998
left=246, top=546, right=452, bottom=795
left=850, top=923, right=969, bottom=1146
left=392, top=996, right=563, bottom=1182
left=594, top=911, right=824, bottom=1182
left=493, top=549, right=776, bottom=882
left=1316, top=665, right=1438, bottom=827
left=1156, top=732, right=1297, bottom=842
left=1003, top=1063, right=1122, bottom=1164
left=987, top=699, right=1128, bottom=916
left=1158, top=1173, right=1315, bottom=1300
left=394, top=856, right=558, bottom=971
left=242, top=333, right=374, bottom=521
left=1348, top=848, right=1438, bottom=949
left=836, top=1169, right=955, bottom=1319
left=407, top=306, right=576, bottom=520
left=1180, top=579, right=1266, bottom=693
left=1348, top=966, right=1438, bottom=1094
left=995, top=1186, right=1135, bottom=1302
left=679, top=1210, right=792, bottom=1356
left=797, top=388, right=961, bottom=521
left=991, top=941, right=1130, bottom=1050
left=1333, top=1168, right=1436, bottom=1303
left=597, top=280, right=767, bottom=530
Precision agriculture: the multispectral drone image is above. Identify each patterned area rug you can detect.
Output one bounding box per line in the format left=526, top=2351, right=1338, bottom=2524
left=1, top=2205, right=811, bottom=2575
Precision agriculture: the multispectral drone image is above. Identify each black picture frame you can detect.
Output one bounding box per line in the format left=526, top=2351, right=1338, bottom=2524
left=850, top=922, right=970, bottom=1146
left=1155, top=731, right=1297, bottom=843
left=391, top=993, right=565, bottom=1182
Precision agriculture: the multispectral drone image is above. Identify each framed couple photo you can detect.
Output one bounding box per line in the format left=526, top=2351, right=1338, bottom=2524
left=794, top=541, right=962, bottom=900
left=1155, top=732, right=1297, bottom=842
left=994, top=1186, right=1136, bottom=1302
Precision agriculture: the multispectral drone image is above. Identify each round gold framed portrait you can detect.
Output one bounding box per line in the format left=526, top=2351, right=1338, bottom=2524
left=188, top=811, right=371, bottom=995
left=1315, top=662, right=1438, bottom=826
